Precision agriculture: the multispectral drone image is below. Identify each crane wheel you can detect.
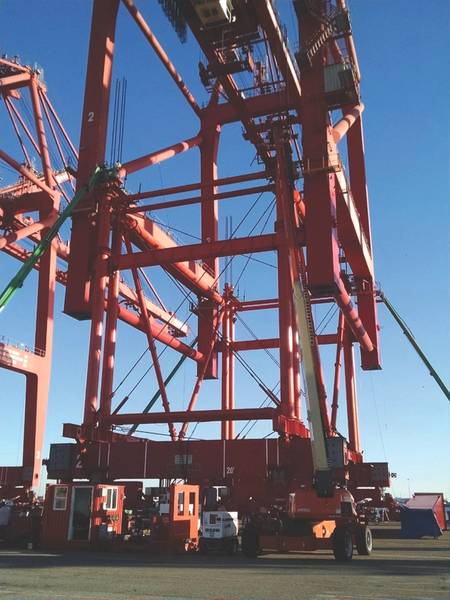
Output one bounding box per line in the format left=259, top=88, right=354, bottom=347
left=332, top=527, right=353, bottom=562
left=355, top=525, right=373, bottom=555
left=241, top=526, right=260, bottom=558
left=226, top=537, right=239, bottom=556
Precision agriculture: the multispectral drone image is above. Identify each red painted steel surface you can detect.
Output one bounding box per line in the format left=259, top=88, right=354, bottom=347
left=0, top=0, right=387, bottom=503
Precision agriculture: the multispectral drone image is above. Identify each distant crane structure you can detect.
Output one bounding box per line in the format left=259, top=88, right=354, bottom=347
left=0, top=0, right=402, bottom=504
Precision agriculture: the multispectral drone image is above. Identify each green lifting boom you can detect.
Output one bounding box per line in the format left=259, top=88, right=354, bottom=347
left=379, top=292, right=450, bottom=402
left=0, top=165, right=117, bottom=313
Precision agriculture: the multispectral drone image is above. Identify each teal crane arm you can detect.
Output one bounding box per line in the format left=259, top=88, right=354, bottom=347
left=379, top=292, right=450, bottom=401
left=0, top=166, right=116, bottom=313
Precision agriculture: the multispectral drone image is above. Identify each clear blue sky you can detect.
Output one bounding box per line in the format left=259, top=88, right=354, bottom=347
left=0, top=1, right=449, bottom=499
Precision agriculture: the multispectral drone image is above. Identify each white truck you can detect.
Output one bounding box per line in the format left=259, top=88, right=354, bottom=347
left=199, top=510, right=239, bottom=555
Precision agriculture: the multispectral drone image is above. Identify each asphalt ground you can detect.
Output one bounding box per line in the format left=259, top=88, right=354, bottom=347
left=0, top=526, right=448, bottom=600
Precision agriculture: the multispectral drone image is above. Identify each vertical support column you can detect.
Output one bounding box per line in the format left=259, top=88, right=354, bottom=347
left=221, top=299, right=230, bottom=440
left=99, top=224, right=121, bottom=418
left=197, top=107, right=220, bottom=379
left=22, top=232, right=57, bottom=490
left=22, top=88, right=57, bottom=490
left=227, top=306, right=235, bottom=440
left=83, top=188, right=113, bottom=425
left=221, top=287, right=235, bottom=440
left=65, top=0, right=119, bottom=318
left=343, top=325, right=361, bottom=453
left=275, top=144, right=295, bottom=419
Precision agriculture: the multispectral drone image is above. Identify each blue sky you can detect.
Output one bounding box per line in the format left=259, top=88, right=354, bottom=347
left=0, top=0, right=449, bottom=499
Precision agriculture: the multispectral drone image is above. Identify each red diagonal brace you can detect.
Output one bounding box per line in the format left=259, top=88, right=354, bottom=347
left=125, top=236, right=177, bottom=440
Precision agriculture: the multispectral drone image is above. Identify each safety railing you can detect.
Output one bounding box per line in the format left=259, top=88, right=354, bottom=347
left=0, top=335, right=46, bottom=357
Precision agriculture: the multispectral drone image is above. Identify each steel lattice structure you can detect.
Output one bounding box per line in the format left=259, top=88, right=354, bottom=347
left=0, top=0, right=389, bottom=505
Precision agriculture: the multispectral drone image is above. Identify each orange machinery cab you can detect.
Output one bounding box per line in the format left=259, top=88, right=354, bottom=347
left=167, top=483, right=199, bottom=550
left=41, top=483, right=124, bottom=548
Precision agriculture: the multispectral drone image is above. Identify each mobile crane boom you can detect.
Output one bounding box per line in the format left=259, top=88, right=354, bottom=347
left=379, top=292, right=450, bottom=401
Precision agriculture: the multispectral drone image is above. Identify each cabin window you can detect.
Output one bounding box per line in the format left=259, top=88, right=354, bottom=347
left=53, top=485, right=68, bottom=511
left=104, top=487, right=118, bottom=510
left=178, top=491, right=185, bottom=515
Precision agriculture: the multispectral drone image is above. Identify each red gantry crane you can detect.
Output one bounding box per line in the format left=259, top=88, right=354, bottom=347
left=7, top=0, right=446, bottom=558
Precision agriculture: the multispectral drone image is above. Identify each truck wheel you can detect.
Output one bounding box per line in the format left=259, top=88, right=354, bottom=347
left=198, top=538, right=208, bottom=555
left=355, top=525, right=373, bottom=555
left=332, top=527, right=353, bottom=562
left=241, top=527, right=260, bottom=558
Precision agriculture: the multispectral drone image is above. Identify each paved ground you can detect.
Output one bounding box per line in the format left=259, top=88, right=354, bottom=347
left=0, top=526, right=448, bottom=600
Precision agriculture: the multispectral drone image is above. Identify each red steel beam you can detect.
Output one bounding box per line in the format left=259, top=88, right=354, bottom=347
left=229, top=338, right=279, bottom=351
left=332, top=104, right=365, bottom=143
left=252, top=0, right=302, bottom=102
left=116, top=233, right=279, bottom=270
left=126, top=170, right=267, bottom=202
left=116, top=305, right=202, bottom=362
left=119, top=135, right=202, bottom=177
left=335, top=279, right=374, bottom=354
left=101, top=407, right=276, bottom=426
left=210, top=90, right=297, bottom=125
left=124, top=212, right=223, bottom=304
left=0, top=72, right=31, bottom=92
left=127, top=184, right=274, bottom=213
left=0, top=148, right=55, bottom=197
left=126, top=238, right=177, bottom=440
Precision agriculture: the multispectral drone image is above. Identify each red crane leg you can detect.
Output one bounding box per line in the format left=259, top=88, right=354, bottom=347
left=83, top=191, right=113, bottom=425
left=197, top=109, right=220, bottom=379
left=275, top=174, right=295, bottom=419
left=343, top=326, right=361, bottom=453
left=23, top=234, right=57, bottom=489
left=99, top=268, right=119, bottom=419
left=99, top=227, right=121, bottom=419
left=65, top=0, right=119, bottom=319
